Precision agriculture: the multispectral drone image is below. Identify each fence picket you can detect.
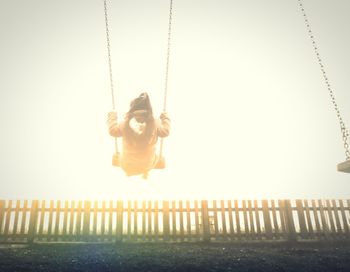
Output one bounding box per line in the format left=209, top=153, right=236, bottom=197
left=278, top=200, right=286, bottom=238
left=227, top=200, right=234, bottom=240
left=101, top=201, right=106, bottom=239
left=262, top=200, right=272, bottom=240
left=83, top=201, right=91, bottom=242
left=339, top=200, right=349, bottom=237
left=284, top=200, right=296, bottom=241
left=326, top=200, right=336, bottom=236
left=221, top=200, right=227, bottom=241
left=69, top=201, right=75, bottom=241
left=38, top=201, right=46, bottom=241
left=318, top=200, right=329, bottom=239
left=303, top=200, right=313, bottom=238
left=127, top=201, right=132, bottom=240
left=13, top=200, right=21, bottom=238
left=62, top=201, right=69, bottom=241
left=345, top=200, right=350, bottom=238
left=3, top=200, right=12, bottom=240
left=194, top=200, right=200, bottom=241
left=296, top=200, right=307, bottom=239
left=242, top=200, right=249, bottom=239
left=109, top=201, right=113, bottom=241
left=171, top=201, right=176, bottom=241
left=248, top=200, right=255, bottom=239
left=213, top=200, right=219, bottom=240
left=163, top=201, right=170, bottom=241
left=133, top=201, right=138, bottom=241
left=93, top=201, right=98, bottom=241
left=311, top=200, right=321, bottom=238
left=0, top=200, right=5, bottom=237
left=179, top=201, right=184, bottom=242
left=116, top=200, right=123, bottom=242
left=201, top=200, right=210, bottom=242
left=47, top=200, right=54, bottom=241
left=54, top=201, right=61, bottom=241
left=331, top=200, right=342, bottom=234
left=154, top=201, right=159, bottom=241
left=254, top=200, right=261, bottom=240
left=234, top=200, right=241, bottom=239
left=28, top=200, right=39, bottom=243
left=20, top=200, right=28, bottom=236
left=76, top=201, right=82, bottom=241
left=142, top=201, right=146, bottom=241
left=148, top=201, right=152, bottom=241
left=186, top=201, right=191, bottom=241
left=271, top=200, right=279, bottom=238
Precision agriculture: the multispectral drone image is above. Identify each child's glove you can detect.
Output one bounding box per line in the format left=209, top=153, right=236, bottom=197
left=107, top=111, right=117, bottom=123
left=160, top=112, right=169, bottom=120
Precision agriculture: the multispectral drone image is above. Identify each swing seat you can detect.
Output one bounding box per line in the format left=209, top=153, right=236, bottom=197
left=337, top=160, right=350, bottom=173
left=112, top=153, right=165, bottom=169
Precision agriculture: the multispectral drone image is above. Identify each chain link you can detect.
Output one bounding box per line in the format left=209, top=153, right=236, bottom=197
left=104, top=0, right=116, bottom=111
left=104, top=0, right=118, bottom=154
left=163, top=0, right=173, bottom=112
left=297, top=0, right=350, bottom=160
left=159, top=0, right=174, bottom=157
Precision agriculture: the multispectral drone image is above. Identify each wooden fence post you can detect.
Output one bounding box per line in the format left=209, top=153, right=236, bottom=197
left=271, top=200, right=279, bottom=239
left=0, top=200, right=5, bottom=238
left=76, top=201, right=82, bottom=241
left=62, top=201, right=69, bottom=241
left=194, top=201, right=200, bottom=241
left=220, top=200, right=227, bottom=241
left=3, top=200, right=12, bottom=242
left=154, top=201, right=159, bottom=242
left=179, top=201, right=184, bottom=242
left=133, top=201, right=138, bottom=241
left=284, top=200, right=297, bottom=242
left=201, top=200, right=210, bottom=242
left=163, top=201, right=170, bottom=241
left=339, top=200, right=350, bottom=238
left=83, top=201, right=91, bottom=241
left=234, top=200, right=241, bottom=239
left=54, top=201, right=61, bottom=241
left=296, top=200, right=307, bottom=239
left=213, top=200, right=219, bottom=241
left=262, top=200, right=273, bottom=240
left=303, top=200, right=314, bottom=239
left=116, top=200, right=123, bottom=242
left=171, top=201, right=176, bottom=241
left=28, top=200, right=39, bottom=244
left=127, top=201, right=131, bottom=241
left=186, top=201, right=191, bottom=241
left=318, top=199, right=329, bottom=239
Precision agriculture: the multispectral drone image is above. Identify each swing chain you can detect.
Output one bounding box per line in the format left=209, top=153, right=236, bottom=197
left=298, top=0, right=350, bottom=160
left=104, top=0, right=118, bottom=154
left=163, top=0, right=173, bottom=112
left=104, top=0, right=116, bottom=111
left=159, top=0, right=174, bottom=158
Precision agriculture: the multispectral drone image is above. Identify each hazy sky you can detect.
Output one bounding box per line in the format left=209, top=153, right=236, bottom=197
left=0, top=0, right=349, bottom=201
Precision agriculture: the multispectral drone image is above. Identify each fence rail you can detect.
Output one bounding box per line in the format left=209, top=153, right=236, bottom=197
left=0, top=199, right=349, bottom=243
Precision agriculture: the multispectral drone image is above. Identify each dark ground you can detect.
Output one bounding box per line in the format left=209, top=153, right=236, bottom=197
left=1, top=241, right=350, bottom=272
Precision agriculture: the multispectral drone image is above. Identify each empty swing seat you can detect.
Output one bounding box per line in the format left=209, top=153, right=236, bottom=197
left=337, top=160, right=350, bottom=173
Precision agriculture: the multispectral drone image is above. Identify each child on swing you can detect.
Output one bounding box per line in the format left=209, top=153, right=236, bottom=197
left=107, top=92, right=170, bottom=178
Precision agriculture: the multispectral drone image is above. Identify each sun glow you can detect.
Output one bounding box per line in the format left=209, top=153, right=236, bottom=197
left=1, top=0, right=350, bottom=201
